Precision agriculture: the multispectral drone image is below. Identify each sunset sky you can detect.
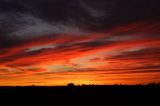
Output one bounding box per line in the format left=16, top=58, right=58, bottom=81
left=0, top=0, right=160, bottom=86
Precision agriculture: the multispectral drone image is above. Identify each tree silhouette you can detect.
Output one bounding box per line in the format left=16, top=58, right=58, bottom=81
left=67, top=83, right=75, bottom=87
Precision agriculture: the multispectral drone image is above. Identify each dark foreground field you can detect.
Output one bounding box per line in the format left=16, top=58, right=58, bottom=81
left=0, top=85, right=160, bottom=106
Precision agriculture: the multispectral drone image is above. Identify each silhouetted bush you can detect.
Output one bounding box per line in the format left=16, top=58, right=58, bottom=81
left=67, top=83, right=75, bottom=87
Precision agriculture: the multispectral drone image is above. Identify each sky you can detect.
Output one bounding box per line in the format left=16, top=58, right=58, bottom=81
left=0, top=0, right=160, bottom=86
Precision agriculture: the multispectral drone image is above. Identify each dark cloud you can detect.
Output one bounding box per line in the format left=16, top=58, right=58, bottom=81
left=0, top=0, right=160, bottom=50
left=0, top=0, right=160, bottom=39
left=108, top=47, right=160, bottom=60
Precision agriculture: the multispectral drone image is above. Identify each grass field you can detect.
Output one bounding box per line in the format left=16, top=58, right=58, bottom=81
left=0, top=84, right=160, bottom=105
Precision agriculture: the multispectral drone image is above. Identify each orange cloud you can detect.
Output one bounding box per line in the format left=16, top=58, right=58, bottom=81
left=0, top=20, right=160, bottom=86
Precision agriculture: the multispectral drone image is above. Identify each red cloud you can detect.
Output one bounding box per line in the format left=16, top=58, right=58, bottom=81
left=0, top=20, right=160, bottom=85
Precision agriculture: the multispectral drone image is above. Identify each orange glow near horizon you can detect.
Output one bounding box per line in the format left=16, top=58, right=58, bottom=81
left=0, top=71, right=160, bottom=86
